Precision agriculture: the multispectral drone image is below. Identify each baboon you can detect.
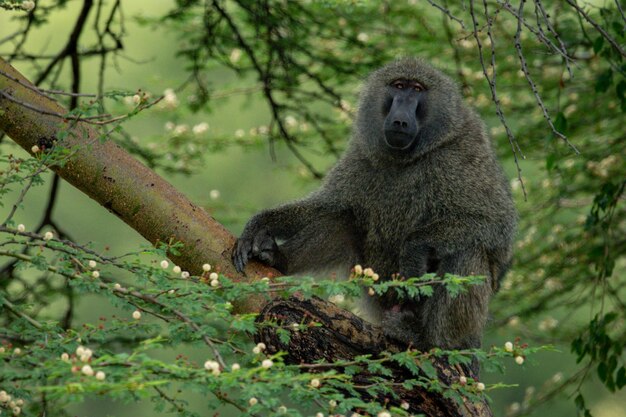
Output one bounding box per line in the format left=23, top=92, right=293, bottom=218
left=233, top=58, right=517, bottom=352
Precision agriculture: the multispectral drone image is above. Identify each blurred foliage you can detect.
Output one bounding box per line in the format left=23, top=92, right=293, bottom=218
left=0, top=0, right=625, bottom=416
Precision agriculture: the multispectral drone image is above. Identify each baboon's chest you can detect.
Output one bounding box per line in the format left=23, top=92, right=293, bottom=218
left=353, top=172, right=427, bottom=252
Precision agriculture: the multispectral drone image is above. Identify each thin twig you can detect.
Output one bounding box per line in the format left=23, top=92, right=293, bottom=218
left=470, top=0, right=527, bottom=198
left=514, top=1, right=580, bottom=153
left=426, top=0, right=466, bottom=29
left=565, top=0, right=626, bottom=57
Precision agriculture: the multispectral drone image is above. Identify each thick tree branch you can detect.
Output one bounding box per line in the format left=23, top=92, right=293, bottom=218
left=0, top=58, right=277, bottom=313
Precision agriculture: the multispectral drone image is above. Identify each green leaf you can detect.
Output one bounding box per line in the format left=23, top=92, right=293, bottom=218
left=598, top=362, right=608, bottom=382
left=418, top=360, right=438, bottom=380
left=593, top=36, right=604, bottom=54
left=595, top=69, right=613, bottom=93
left=554, top=112, right=567, bottom=135
left=616, top=366, right=626, bottom=389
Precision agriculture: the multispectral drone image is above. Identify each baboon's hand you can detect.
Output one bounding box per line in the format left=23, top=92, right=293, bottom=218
left=232, top=227, right=280, bottom=273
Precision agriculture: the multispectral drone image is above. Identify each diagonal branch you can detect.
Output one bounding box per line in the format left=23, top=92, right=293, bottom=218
left=0, top=57, right=278, bottom=314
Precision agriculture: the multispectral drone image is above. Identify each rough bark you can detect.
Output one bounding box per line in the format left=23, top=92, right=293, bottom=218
left=257, top=294, right=493, bottom=417
left=0, top=59, right=491, bottom=416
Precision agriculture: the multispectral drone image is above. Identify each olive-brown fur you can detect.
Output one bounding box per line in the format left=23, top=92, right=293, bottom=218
left=233, top=58, right=517, bottom=351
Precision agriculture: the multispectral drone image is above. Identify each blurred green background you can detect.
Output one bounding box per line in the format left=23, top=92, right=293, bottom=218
left=1, top=1, right=624, bottom=416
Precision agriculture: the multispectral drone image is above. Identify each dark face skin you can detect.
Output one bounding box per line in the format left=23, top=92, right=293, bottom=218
left=382, top=79, right=425, bottom=151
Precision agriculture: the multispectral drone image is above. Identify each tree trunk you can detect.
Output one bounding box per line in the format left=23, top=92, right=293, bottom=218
left=0, top=59, right=491, bottom=416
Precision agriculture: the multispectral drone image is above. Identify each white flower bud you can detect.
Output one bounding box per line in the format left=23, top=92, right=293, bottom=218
left=31, top=145, right=40, bottom=153
left=181, top=271, right=190, bottom=279
left=76, top=346, right=85, bottom=356
left=91, top=271, right=100, bottom=278
left=377, top=412, right=391, bottom=417
left=363, top=268, right=374, bottom=277
left=61, top=352, right=69, bottom=361
left=261, top=359, right=273, bottom=369
left=88, top=260, right=97, bottom=268
left=13, top=348, right=21, bottom=355
left=353, top=264, right=363, bottom=275
left=231, top=363, right=240, bottom=371
left=252, top=346, right=261, bottom=354
left=95, top=371, right=106, bottom=380
left=81, top=365, right=94, bottom=376
left=160, top=260, right=169, bottom=269
left=172, top=265, right=182, bottom=274
left=515, top=355, right=524, bottom=365
left=401, top=401, right=410, bottom=410
left=368, top=287, right=375, bottom=296
left=114, top=283, right=122, bottom=290
left=229, top=48, right=242, bottom=63
left=504, top=341, right=513, bottom=352
left=459, top=376, right=467, bottom=385
left=204, top=360, right=219, bottom=371
left=43, top=231, right=53, bottom=241
left=22, top=1, right=35, bottom=11
left=278, top=405, right=287, bottom=413
left=17, top=224, right=25, bottom=232
left=13, top=406, right=21, bottom=415
left=193, top=122, right=209, bottom=135
left=168, top=289, right=175, bottom=295
left=209, top=272, right=218, bottom=280
left=310, top=378, right=321, bottom=388
left=316, top=413, right=324, bottom=417
left=248, top=397, right=258, bottom=406
left=132, top=310, right=142, bottom=320
left=256, top=343, right=266, bottom=351
left=202, top=263, right=211, bottom=272
left=15, top=399, right=24, bottom=406
left=0, top=347, right=4, bottom=353
left=210, top=279, right=219, bottom=287
left=209, top=190, right=220, bottom=200
left=476, top=382, right=486, bottom=391
left=372, top=273, right=379, bottom=281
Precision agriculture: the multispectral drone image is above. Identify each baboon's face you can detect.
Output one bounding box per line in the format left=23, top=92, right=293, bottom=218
left=381, top=78, right=426, bottom=151
left=355, top=58, right=462, bottom=163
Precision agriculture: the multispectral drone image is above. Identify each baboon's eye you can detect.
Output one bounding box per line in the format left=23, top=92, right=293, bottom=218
left=392, top=80, right=405, bottom=89
left=414, top=85, right=423, bottom=92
